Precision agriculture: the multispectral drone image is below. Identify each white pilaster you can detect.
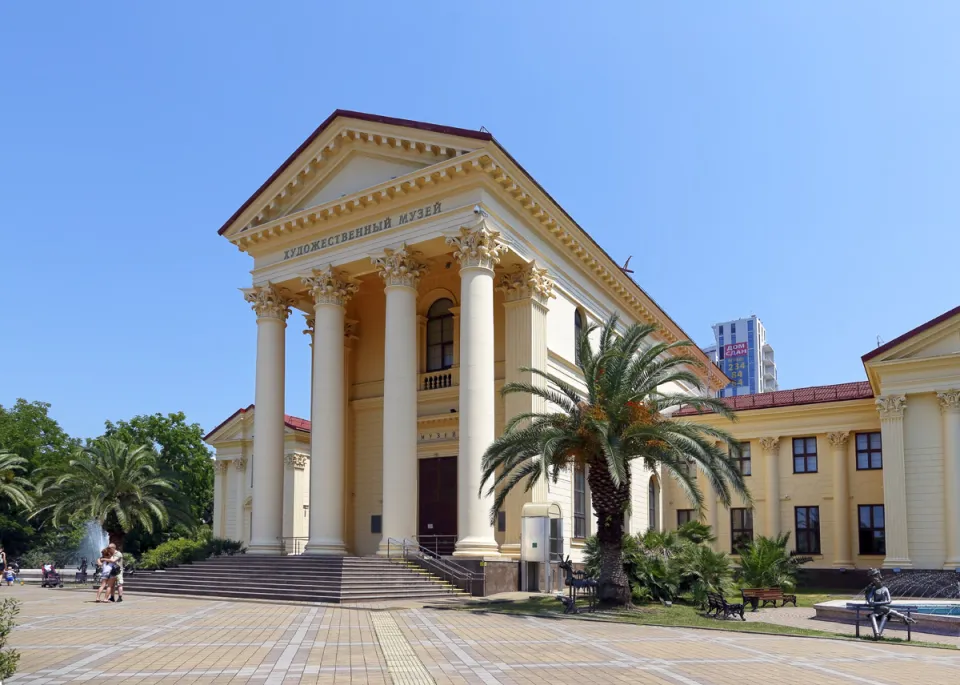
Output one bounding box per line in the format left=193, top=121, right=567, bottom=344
left=233, top=458, right=247, bottom=542
left=937, top=390, right=960, bottom=569
left=828, top=431, right=854, bottom=567
left=242, top=283, right=291, bottom=555
left=373, top=245, right=426, bottom=552
left=498, top=262, right=554, bottom=557
left=877, top=395, right=912, bottom=568
left=301, top=267, right=357, bottom=555
left=447, top=217, right=506, bottom=558
left=759, top=437, right=780, bottom=537
left=213, top=460, right=228, bottom=537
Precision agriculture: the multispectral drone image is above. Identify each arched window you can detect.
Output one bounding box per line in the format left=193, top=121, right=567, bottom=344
left=426, top=298, right=455, bottom=372
left=574, top=309, right=584, bottom=365
left=648, top=476, right=659, bottom=532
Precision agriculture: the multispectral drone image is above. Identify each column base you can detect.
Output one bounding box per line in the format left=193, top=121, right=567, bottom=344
left=453, top=536, right=500, bottom=559
left=942, top=559, right=960, bottom=570
left=303, top=539, right=348, bottom=556
left=881, top=557, right=913, bottom=569
left=246, top=541, right=283, bottom=556
left=499, top=543, right=521, bottom=560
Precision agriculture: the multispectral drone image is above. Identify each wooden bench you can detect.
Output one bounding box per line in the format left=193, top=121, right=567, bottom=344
left=741, top=587, right=798, bottom=611
left=846, top=603, right=918, bottom=641
left=706, top=591, right=745, bottom=621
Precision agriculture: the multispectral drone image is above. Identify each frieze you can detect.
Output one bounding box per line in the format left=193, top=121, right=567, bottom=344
left=281, top=201, right=443, bottom=261
left=419, top=429, right=458, bottom=444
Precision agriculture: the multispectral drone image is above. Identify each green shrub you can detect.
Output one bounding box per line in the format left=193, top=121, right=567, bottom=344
left=677, top=543, right=732, bottom=608
left=139, top=536, right=245, bottom=569
left=208, top=538, right=245, bottom=557
left=736, top=533, right=811, bottom=591
left=0, top=598, right=21, bottom=680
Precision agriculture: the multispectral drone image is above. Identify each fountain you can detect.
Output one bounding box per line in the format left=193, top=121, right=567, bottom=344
left=79, top=520, right=109, bottom=567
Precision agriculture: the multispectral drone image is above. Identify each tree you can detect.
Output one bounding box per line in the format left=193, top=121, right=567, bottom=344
left=32, top=438, right=173, bottom=549
left=736, top=533, right=812, bottom=592
left=101, top=412, right=214, bottom=528
left=480, top=314, right=749, bottom=605
left=0, top=451, right=33, bottom=510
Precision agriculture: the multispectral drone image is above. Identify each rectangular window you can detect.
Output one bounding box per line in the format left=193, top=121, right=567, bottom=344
left=732, top=442, right=752, bottom=476
left=677, top=509, right=695, bottom=527
left=719, top=325, right=724, bottom=336
left=573, top=466, right=587, bottom=538
left=795, top=506, right=821, bottom=554
left=370, top=514, right=382, bottom=535
left=731, top=323, right=736, bottom=335
left=730, top=508, right=753, bottom=552
left=793, top=437, right=818, bottom=473
left=497, top=510, right=506, bottom=533
left=859, top=505, right=886, bottom=555
left=856, top=432, right=883, bottom=470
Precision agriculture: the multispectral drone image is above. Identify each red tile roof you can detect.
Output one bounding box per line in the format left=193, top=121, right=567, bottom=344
left=862, top=304, right=960, bottom=362
left=674, top=381, right=875, bottom=416
left=203, top=404, right=311, bottom=441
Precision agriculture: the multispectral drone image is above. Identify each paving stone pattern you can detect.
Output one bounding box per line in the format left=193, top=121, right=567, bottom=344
left=5, top=586, right=959, bottom=684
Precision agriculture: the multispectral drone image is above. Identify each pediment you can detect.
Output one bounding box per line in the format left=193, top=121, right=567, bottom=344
left=865, top=308, right=960, bottom=364
left=289, top=152, right=428, bottom=214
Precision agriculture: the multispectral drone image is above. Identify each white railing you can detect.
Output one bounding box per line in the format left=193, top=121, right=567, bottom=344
left=419, top=367, right=459, bottom=391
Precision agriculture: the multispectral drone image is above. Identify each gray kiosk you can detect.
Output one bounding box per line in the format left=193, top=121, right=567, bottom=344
left=520, top=502, right=564, bottom=592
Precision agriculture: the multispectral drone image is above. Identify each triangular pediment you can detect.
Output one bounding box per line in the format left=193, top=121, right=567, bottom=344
left=289, top=151, right=429, bottom=214
left=864, top=307, right=960, bottom=364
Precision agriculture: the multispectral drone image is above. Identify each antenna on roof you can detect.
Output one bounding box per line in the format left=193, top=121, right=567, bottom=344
left=877, top=335, right=884, bottom=348
left=620, top=255, right=634, bottom=274
left=479, top=126, right=490, bottom=133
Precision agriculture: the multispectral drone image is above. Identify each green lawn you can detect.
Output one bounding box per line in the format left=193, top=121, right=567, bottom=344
left=452, top=595, right=955, bottom=649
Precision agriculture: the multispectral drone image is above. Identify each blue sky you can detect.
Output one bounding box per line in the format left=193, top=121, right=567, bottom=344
left=1, top=2, right=957, bottom=441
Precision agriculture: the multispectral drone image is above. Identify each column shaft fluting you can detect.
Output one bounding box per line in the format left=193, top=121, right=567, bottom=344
left=373, top=245, right=425, bottom=551
left=243, top=284, right=290, bottom=555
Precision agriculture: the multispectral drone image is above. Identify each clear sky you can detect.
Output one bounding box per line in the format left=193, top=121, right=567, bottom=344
left=2, top=2, right=957, bottom=441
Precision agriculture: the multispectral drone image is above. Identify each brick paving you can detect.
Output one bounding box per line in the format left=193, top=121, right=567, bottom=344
left=4, top=586, right=959, bottom=684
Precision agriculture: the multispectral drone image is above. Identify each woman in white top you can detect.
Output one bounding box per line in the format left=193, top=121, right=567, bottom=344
left=95, top=546, right=116, bottom=603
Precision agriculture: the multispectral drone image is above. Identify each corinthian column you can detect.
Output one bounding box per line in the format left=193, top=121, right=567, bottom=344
left=301, top=267, right=357, bottom=555
left=446, top=216, right=507, bottom=557
left=213, top=460, right=228, bottom=537
left=938, top=390, right=960, bottom=568
left=877, top=395, right=911, bottom=568
left=498, top=262, right=554, bottom=557
left=373, top=244, right=427, bottom=552
left=828, top=431, right=853, bottom=567
left=759, top=437, right=780, bottom=537
left=233, top=458, right=247, bottom=542
left=242, top=283, right=291, bottom=554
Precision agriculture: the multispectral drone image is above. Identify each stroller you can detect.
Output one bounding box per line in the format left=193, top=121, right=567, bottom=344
left=41, top=562, right=64, bottom=588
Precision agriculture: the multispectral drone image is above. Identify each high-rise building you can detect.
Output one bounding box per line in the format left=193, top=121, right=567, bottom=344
left=703, top=315, right=778, bottom=397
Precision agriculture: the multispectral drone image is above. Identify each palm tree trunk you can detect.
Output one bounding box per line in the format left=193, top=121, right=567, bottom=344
left=588, top=465, right=632, bottom=606
left=107, top=530, right=126, bottom=551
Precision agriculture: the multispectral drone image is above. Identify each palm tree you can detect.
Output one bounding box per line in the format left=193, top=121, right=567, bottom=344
left=0, top=450, right=33, bottom=510
left=32, top=438, right=173, bottom=549
left=480, top=314, right=749, bottom=605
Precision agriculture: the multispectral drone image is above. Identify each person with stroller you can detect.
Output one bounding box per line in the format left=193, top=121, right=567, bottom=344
left=95, top=546, right=118, bottom=603
left=106, top=543, right=124, bottom=603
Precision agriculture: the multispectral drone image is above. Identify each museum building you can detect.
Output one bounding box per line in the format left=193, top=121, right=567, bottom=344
left=205, top=110, right=728, bottom=561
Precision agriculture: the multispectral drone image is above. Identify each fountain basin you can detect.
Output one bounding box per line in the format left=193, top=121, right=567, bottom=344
left=815, top=599, right=960, bottom=637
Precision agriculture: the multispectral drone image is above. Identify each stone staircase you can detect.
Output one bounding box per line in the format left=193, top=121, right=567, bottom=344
left=121, top=555, right=466, bottom=603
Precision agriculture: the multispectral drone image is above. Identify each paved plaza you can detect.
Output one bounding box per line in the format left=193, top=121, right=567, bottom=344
left=5, top=586, right=960, bottom=684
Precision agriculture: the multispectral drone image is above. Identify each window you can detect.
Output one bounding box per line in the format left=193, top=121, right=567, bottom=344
left=793, top=437, right=818, bottom=473
left=856, top=432, right=883, bottom=470
left=677, top=509, right=695, bottom=527
left=574, top=309, right=584, bottom=365
left=370, top=514, right=382, bottom=535
left=732, top=442, right=752, bottom=476
left=730, top=508, right=753, bottom=552
left=573, top=465, right=587, bottom=538
left=648, top=477, right=658, bottom=531
left=731, top=322, right=736, bottom=335
left=859, top=505, right=885, bottom=555
left=426, top=298, right=454, bottom=372
left=497, top=510, right=506, bottom=533
left=718, top=325, right=724, bottom=336
left=795, top=506, right=821, bottom=554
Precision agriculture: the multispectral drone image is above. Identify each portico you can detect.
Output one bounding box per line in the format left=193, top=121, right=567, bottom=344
left=206, top=110, right=727, bottom=560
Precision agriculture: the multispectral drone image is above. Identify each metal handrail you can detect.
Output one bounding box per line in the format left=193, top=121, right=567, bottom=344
left=279, top=537, right=308, bottom=555
left=416, top=534, right=458, bottom=557
left=385, top=537, right=482, bottom=594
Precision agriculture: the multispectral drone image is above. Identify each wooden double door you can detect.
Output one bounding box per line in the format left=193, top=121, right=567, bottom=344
left=418, top=456, right=457, bottom=556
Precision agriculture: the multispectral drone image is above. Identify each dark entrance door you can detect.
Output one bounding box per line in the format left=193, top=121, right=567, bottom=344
left=418, top=456, right=457, bottom=556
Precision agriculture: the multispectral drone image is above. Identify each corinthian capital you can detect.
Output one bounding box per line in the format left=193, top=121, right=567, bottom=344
left=234, top=458, right=247, bottom=471
left=301, top=267, right=358, bottom=307
left=303, top=315, right=315, bottom=339
left=828, top=431, right=850, bottom=447
left=758, top=437, right=779, bottom=453
left=876, top=395, right=907, bottom=420
left=372, top=243, right=428, bottom=289
left=214, top=460, right=229, bottom=475
left=284, top=453, right=308, bottom=470
left=242, top=283, right=292, bottom=321
left=498, top=262, right=555, bottom=305
left=937, top=389, right=960, bottom=413
left=446, top=215, right=507, bottom=271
